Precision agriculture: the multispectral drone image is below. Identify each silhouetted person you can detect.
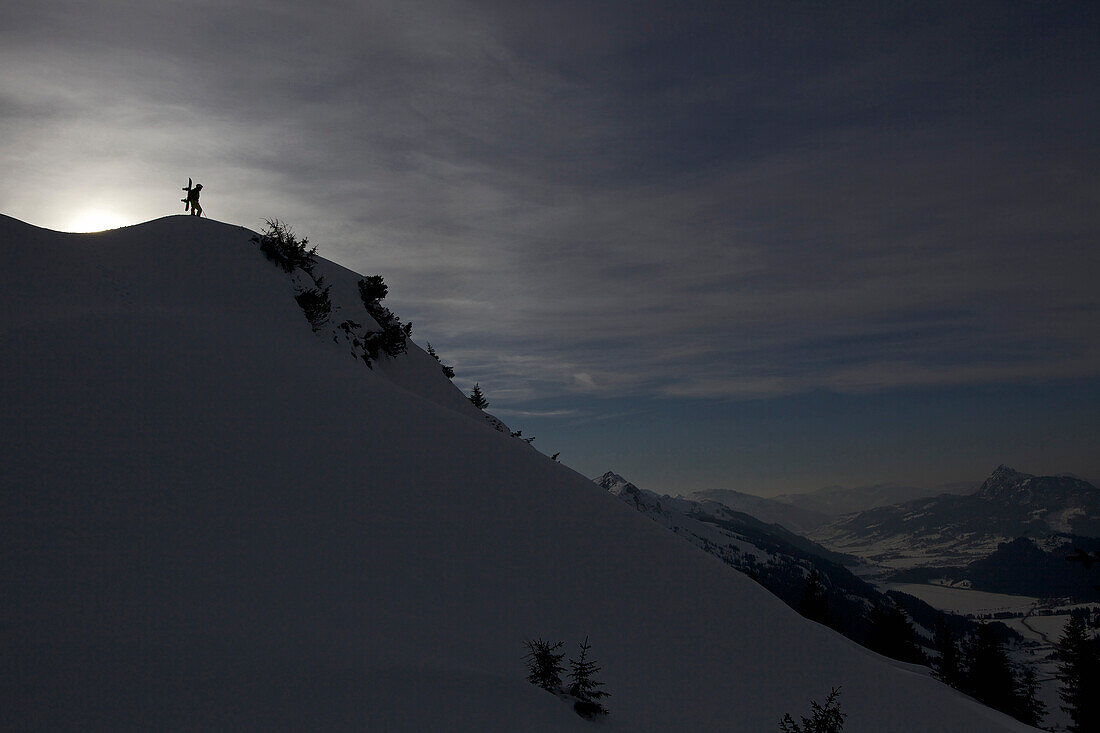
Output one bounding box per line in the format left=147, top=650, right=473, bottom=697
left=186, top=183, right=203, bottom=216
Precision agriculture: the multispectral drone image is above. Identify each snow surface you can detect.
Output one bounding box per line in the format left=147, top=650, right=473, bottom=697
left=887, top=585, right=1039, bottom=616
left=0, top=214, right=1036, bottom=731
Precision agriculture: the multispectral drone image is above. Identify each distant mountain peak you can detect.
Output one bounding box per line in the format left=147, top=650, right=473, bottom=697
left=991, top=464, right=1029, bottom=480
left=977, top=465, right=1035, bottom=499
left=594, top=471, right=640, bottom=497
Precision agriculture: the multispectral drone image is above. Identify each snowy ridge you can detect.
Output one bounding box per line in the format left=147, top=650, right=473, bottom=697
left=1, top=214, right=1034, bottom=731
left=597, top=471, right=786, bottom=569
left=598, top=472, right=852, bottom=567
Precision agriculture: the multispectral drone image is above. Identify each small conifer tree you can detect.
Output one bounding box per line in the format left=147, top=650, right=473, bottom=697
left=1013, top=663, right=1046, bottom=728
left=779, top=687, right=845, bottom=733
left=1057, top=613, right=1100, bottom=732
left=426, top=343, right=456, bottom=379
left=568, top=636, right=609, bottom=718
left=357, top=274, right=388, bottom=306
left=253, top=219, right=317, bottom=274
left=799, top=570, right=830, bottom=626
left=960, top=623, right=1018, bottom=716
left=932, top=618, right=962, bottom=688
left=294, top=284, right=332, bottom=331
left=355, top=275, right=412, bottom=358
left=868, top=602, right=926, bottom=665
left=524, top=638, right=565, bottom=691
left=251, top=219, right=333, bottom=331
left=469, top=383, right=489, bottom=410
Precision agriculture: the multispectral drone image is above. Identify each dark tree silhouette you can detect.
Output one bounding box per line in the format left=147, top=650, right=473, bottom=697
left=294, top=284, right=332, bottom=331
left=799, top=570, right=830, bottom=626
left=568, top=636, right=609, bottom=718
left=960, top=623, right=1018, bottom=717
left=1056, top=613, right=1100, bottom=732
left=932, top=618, right=962, bottom=688
left=779, top=687, right=845, bottom=733
left=357, top=274, right=388, bottom=305
left=867, top=602, right=926, bottom=665
left=356, top=275, right=412, bottom=359
left=1012, top=663, right=1046, bottom=728
left=426, top=343, right=455, bottom=379
left=524, top=638, right=565, bottom=691
left=469, top=383, right=489, bottom=410
left=252, top=220, right=331, bottom=330
left=253, top=219, right=317, bottom=274
left=372, top=319, right=412, bottom=357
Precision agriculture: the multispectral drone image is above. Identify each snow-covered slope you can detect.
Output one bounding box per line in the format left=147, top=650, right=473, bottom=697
left=1, top=214, right=1034, bottom=731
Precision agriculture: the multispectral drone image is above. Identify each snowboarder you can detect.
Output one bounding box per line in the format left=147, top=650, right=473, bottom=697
left=181, top=178, right=204, bottom=216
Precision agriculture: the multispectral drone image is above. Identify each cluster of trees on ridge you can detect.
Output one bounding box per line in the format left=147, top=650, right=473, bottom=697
left=253, top=219, right=550, bottom=452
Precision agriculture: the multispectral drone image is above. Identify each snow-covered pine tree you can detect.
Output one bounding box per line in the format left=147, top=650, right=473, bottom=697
left=568, top=636, right=609, bottom=717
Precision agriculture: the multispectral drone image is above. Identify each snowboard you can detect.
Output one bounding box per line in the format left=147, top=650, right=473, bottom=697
left=182, top=178, right=193, bottom=211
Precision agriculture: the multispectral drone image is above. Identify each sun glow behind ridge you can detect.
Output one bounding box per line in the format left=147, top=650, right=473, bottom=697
left=65, top=209, right=130, bottom=233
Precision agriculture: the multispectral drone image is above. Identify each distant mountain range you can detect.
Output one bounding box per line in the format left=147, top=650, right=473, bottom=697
left=684, top=488, right=832, bottom=534
left=685, top=480, right=981, bottom=536
left=770, top=481, right=979, bottom=517
left=810, top=466, right=1100, bottom=569
left=686, top=482, right=980, bottom=534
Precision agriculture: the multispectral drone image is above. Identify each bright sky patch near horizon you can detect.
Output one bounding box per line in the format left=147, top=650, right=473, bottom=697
left=2, top=0, right=1097, bottom=494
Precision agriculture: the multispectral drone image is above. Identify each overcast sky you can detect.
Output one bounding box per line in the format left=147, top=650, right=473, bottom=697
left=2, top=0, right=1097, bottom=494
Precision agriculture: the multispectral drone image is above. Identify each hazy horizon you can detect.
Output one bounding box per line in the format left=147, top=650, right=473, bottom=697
left=596, top=463, right=1100, bottom=501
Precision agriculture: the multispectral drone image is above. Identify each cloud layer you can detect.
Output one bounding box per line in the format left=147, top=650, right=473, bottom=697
left=2, top=0, right=1097, bottom=411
